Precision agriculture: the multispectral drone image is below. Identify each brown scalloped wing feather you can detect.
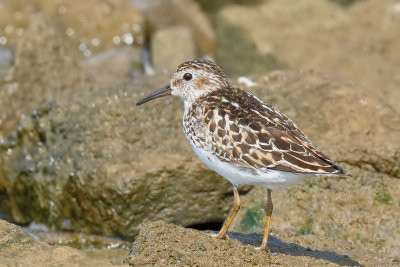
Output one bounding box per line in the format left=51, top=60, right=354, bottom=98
left=194, top=87, right=350, bottom=176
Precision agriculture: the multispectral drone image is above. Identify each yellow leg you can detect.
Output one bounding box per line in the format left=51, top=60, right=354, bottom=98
left=256, top=189, right=273, bottom=253
left=212, top=187, right=241, bottom=240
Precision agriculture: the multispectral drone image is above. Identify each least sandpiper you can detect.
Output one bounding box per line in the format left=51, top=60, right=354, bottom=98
left=136, top=59, right=350, bottom=253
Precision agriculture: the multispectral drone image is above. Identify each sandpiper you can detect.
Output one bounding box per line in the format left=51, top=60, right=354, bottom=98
left=136, top=59, right=350, bottom=253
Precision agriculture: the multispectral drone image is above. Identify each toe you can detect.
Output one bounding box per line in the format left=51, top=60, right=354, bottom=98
left=210, top=233, right=229, bottom=240
left=255, top=246, right=270, bottom=253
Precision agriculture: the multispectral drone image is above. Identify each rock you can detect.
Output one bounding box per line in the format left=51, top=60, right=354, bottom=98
left=230, top=168, right=400, bottom=258
left=125, top=220, right=396, bottom=266
left=0, top=219, right=125, bottom=266
left=1, top=68, right=398, bottom=243
left=228, top=70, right=400, bottom=257
left=0, top=16, right=93, bottom=139
left=329, top=0, right=364, bottom=6
left=194, top=0, right=262, bottom=14
left=151, top=26, right=196, bottom=72
left=0, top=47, right=13, bottom=79
left=215, top=15, right=284, bottom=76
left=0, top=0, right=145, bottom=55
left=24, top=222, right=131, bottom=250
left=0, top=74, right=237, bottom=237
left=241, top=70, right=400, bottom=179
left=135, top=0, right=215, bottom=56
left=216, top=0, right=400, bottom=112
left=216, top=0, right=346, bottom=76
left=81, top=47, right=143, bottom=88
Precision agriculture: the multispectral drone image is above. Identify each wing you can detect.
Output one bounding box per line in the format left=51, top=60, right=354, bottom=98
left=200, top=88, right=349, bottom=176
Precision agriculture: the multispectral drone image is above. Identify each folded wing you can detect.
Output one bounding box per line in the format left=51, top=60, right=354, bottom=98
left=201, top=88, right=350, bottom=176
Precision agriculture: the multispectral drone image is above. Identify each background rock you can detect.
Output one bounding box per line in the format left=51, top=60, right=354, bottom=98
left=1, top=69, right=398, bottom=245
left=0, top=16, right=93, bottom=140
left=215, top=0, right=400, bottom=112
left=133, top=0, right=215, bottom=56
left=0, top=47, right=13, bottom=79
left=126, top=220, right=396, bottom=266
left=0, top=74, right=238, bottom=237
left=231, top=169, right=400, bottom=257
left=0, top=0, right=399, bottom=265
left=151, top=26, right=196, bottom=72
left=228, top=70, right=400, bottom=257
left=245, top=70, right=399, bottom=178
left=81, top=47, right=143, bottom=88
left=0, top=0, right=145, bottom=55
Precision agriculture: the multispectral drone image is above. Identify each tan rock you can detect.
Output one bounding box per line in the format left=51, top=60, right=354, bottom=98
left=0, top=0, right=145, bottom=53
left=0, top=16, right=93, bottom=139
left=228, top=70, right=400, bottom=257
left=142, top=0, right=215, bottom=56
left=1, top=68, right=398, bottom=243
left=81, top=47, right=143, bottom=88
left=151, top=26, right=196, bottom=72
left=126, top=220, right=395, bottom=266
left=216, top=0, right=400, bottom=112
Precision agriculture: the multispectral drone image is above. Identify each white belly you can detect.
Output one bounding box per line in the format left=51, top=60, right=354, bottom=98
left=187, top=136, right=314, bottom=190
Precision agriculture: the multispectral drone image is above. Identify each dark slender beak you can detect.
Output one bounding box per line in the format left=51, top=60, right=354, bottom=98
left=136, top=84, right=172, bottom=106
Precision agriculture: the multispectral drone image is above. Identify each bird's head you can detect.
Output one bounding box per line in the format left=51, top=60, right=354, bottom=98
left=136, top=58, right=230, bottom=106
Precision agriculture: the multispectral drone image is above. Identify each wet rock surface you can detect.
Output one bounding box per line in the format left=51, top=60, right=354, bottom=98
left=126, top=220, right=396, bottom=266
left=0, top=219, right=126, bottom=266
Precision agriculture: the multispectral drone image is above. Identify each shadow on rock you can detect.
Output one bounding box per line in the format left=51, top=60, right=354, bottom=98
left=229, top=232, right=363, bottom=267
left=126, top=221, right=393, bottom=266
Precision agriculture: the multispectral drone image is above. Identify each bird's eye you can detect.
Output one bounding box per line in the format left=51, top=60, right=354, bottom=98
left=183, top=73, right=192, bottom=81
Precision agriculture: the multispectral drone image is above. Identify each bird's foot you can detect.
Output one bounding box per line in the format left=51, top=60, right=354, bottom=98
left=255, top=245, right=271, bottom=263
left=210, top=232, right=229, bottom=240
left=254, top=245, right=269, bottom=252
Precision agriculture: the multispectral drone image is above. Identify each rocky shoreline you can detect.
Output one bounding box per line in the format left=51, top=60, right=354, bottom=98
left=0, top=0, right=399, bottom=266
